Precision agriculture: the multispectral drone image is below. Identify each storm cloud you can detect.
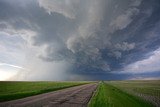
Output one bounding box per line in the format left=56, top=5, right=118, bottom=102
left=0, top=0, right=160, bottom=80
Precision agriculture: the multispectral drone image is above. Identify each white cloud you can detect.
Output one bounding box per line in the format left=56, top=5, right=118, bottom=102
left=0, top=30, right=26, bottom=66
left=115, top=42, right=135, bottom=51
left=0, top=63, right=25, bottom=69
left=0, top=63, right=26, bottom=80
left=37, top=43, right=67, bottom=61
left=66, top=0, right=107, bottom=53
left=108, top=42, right=135, bottom=59
left=110, top=8, right=139, bottom=32
left=129, top=76, right=160, bottom=80
left=109, top=0, right=142, bottom=33
left=109, top=51, right=122, bottom=59
left=38, top=0, right=80, bottom=19
left=0, top=21, right=37, bottom=46
left=123, top=48, right=160, bottom=73
left=66, top=36, right=83, bottom=53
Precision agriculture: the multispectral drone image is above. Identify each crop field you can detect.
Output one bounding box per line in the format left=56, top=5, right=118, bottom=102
left=89, top=81, right=153, bottom=107
left=107, top=80, right=160, bottom=107
left=89, top=81, right=159, bottom=107
left=0, top=81, right=88, bottom=102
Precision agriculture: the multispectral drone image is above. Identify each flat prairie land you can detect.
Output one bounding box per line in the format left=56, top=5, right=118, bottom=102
left=0, top=80, right=159, bottom=107
left=89, top=81, right=159, bottom=107
left=107, top=80, right=160, bottom=107
left=0, top=81, right=89, bottom=102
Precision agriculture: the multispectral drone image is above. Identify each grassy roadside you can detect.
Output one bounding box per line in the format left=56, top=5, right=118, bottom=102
left=0, top=81, right=89, bottom=102
left=88, top=81, right=153, bottom=107
left=107, top=80, right=160, bottom=106
left=107, top=80, right=160, bottom=99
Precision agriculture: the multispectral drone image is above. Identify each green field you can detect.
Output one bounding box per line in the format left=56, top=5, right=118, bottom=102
left=89, top=81, right=154, bottom=107
left=107, top=80, right=160, bottom=106
left=1, top=80, right=159, bottom=107
left=0, top=81, right=88, bottom=102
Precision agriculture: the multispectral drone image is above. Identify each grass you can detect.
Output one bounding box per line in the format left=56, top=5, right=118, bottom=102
left=107, top=80, right=160, bottom=99
left=107, top=80, right=160, bottom=106
left=0, top=81, right=89, bottom=102
left=89, top=81, right=153, bottom=107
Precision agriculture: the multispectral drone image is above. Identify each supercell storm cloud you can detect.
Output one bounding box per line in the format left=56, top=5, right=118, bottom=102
left=0, top=0, right=160, bottom=80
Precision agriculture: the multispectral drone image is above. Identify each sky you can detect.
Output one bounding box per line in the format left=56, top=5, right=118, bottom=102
left=0, top=0, right=160, bottom=81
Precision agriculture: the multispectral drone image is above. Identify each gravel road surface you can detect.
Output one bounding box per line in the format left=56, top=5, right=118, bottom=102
left=0, top=83, right=97, bottom=107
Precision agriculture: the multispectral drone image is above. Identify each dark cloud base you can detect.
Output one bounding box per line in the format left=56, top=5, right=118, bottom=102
left=0, top=0, right=160, bottom=80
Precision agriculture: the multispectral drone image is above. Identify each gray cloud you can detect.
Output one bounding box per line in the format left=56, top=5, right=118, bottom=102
left=131, top=0, right=142, bottom=6
left=1, top=0, right=160, bottom=81
left=0, top=0, right=142, bottom=72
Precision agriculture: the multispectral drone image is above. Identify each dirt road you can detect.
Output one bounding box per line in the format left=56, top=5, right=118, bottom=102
left=0, top=83, right=97, bottom=107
